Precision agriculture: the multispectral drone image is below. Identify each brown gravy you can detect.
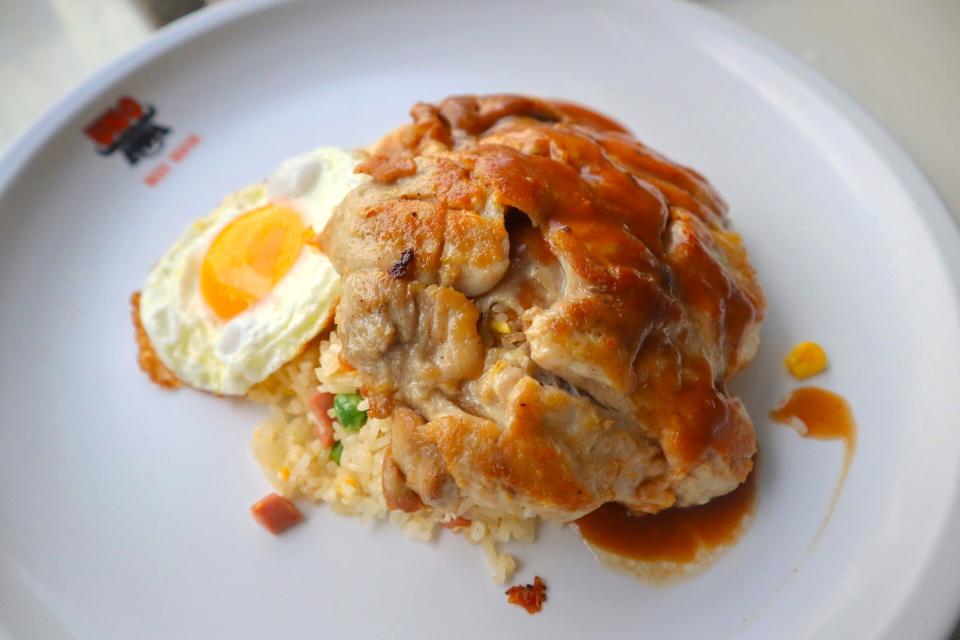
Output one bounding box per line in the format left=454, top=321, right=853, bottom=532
left=769, top=386, right=856, bottom=464
left=575, top=467, right=756, bottom=565
left=574, top=388, right=855, bottom=577
left=770, top=386, right=856, bottom=533
left=394, top=95, right=765, bottom=493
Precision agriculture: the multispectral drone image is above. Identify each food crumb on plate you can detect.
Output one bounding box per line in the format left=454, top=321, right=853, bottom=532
left=505, top=576, right=547, bottom=614
left=251, top=493, right=304, bottom=534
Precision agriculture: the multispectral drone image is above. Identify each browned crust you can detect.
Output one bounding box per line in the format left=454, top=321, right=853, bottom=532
left=330, top=94, right=766, bottom=516
left=505, top=576, right=547, bottom=614
left=382, top=447, right=426, bottom=513
left=130, top=291, right=181, bottom=390
left=355, top=154, right=417, bottom=184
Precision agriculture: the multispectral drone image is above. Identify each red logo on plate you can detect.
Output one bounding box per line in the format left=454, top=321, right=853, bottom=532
left=84, top=96, right=171, bottom=165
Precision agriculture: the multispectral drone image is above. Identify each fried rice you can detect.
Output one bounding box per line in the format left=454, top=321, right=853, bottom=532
left=248, top=332, right=536, bottom=583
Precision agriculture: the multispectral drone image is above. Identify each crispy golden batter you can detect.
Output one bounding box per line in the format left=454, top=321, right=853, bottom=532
left=321, top=95, right=765, bottom=521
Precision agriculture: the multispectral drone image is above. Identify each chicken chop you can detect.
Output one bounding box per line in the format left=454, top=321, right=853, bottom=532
left=320, top=95, right=765, bottom=522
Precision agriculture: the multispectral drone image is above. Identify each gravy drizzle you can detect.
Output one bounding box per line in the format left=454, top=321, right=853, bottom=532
left=576, top=466, right=757, bottom=575
left=770, top=385, right=857, bottom=528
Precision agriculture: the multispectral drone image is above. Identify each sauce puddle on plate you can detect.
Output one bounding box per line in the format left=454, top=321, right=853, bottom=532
left=769, top=386, right=856, bottom=458
left=576, top=467, right=757, bottom=581
left=770, top=385, right=857, bottom=533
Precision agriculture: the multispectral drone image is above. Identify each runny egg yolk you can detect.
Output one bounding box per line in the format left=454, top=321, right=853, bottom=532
left=200, top=204, right=311, bottom=320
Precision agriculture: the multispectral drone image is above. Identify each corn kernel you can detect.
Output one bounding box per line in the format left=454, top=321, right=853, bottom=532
left=278, top=466, right=290, bottom=481
left=785, top=341, right=828, bottom=379
left=491, top=320, right=511, bottom=335
left=337, top=475, right=358, bottom=496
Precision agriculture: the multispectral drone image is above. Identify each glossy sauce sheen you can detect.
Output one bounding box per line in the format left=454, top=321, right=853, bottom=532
left=422, top=95, right=764, bottom=473
left=338, top=94, right=765, bottom=516
left=770, top=386, right=856, bottom=481
left=576, top=468, right=756, bottom=564
left=770, top=386, right=857, bottom=539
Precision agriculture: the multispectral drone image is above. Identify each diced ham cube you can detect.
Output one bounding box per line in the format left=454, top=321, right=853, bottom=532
left=441, top=517, right=471, bottom=530
left=251, top=493, right=303, bottom=535
left=309, top=392, right=335, bottom=448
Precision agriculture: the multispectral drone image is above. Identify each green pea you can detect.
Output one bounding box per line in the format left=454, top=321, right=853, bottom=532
left=329, top=441, right=343, bottom=465
left=334, top=393, right=367, bottom=432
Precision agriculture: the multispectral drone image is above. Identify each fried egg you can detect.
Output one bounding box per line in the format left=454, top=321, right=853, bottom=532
left=139, top=147, right=368, bottom=395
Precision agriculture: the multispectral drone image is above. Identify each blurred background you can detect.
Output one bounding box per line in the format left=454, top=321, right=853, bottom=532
left=0, top=0, right=957, bottom=217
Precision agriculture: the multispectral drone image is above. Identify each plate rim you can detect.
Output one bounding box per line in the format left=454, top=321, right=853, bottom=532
left=1, top=0, right=958, bottom=637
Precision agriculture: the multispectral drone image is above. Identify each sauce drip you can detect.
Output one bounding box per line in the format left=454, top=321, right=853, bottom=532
left=770, top=386, right=857, bottom=525
left=575, top=468, right=756, bottom=566
left=769, top=386, right=855, bottom=446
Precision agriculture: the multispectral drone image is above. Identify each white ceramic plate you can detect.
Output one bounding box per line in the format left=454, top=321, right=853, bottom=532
left=2, top=1, right=959, bottom=638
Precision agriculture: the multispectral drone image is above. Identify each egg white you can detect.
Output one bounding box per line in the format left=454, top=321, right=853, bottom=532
left=139, top=147, right=368, bottom=395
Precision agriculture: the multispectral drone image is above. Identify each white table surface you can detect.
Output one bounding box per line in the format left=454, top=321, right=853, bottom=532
left=1, top=0, right=959, bottom=636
